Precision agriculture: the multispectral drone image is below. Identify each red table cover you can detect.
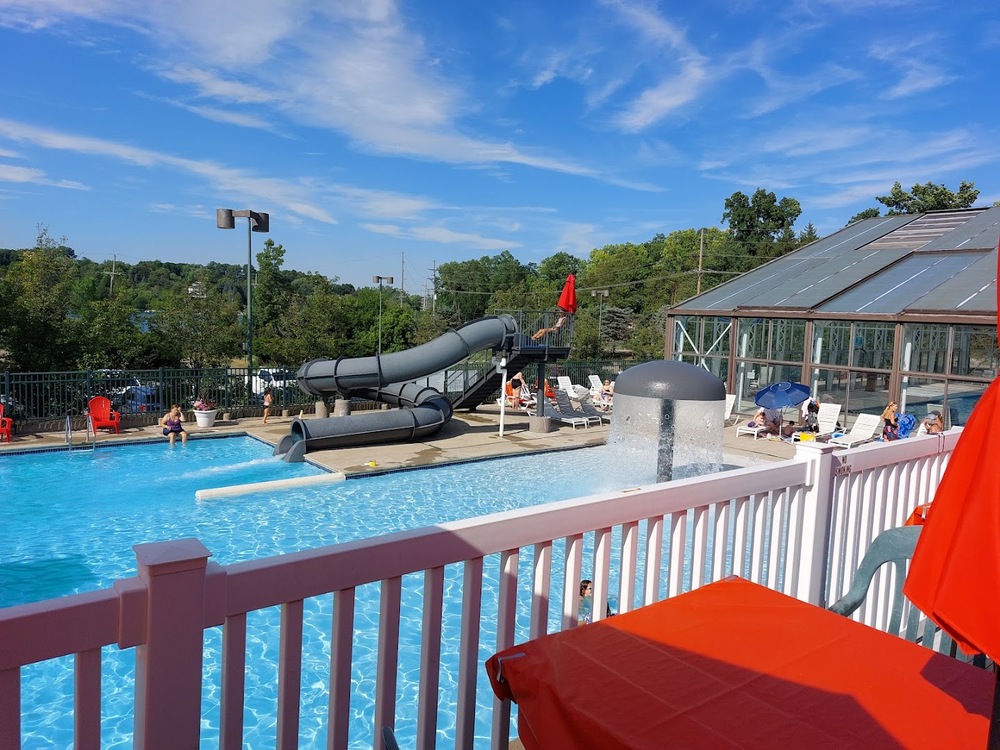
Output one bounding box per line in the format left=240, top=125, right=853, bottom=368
left=486, top=577, right=992, bottom=749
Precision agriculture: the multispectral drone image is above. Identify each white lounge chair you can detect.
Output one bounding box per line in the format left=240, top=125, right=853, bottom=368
left=723, top=394, right=740, bottom=426
left=816, top=403, right=842, bottom=436
left=829, top=412, right=882, bottom=447
left=736, top=419, right=771, bottom=440
left=588, top=374, right=604, bottom=396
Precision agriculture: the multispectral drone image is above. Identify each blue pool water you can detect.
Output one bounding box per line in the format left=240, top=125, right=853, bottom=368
left=2, top=436, right=655, bottom=749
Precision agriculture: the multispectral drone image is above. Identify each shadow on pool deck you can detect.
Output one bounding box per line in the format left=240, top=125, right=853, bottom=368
left=0, top=404, right=796, bottom=476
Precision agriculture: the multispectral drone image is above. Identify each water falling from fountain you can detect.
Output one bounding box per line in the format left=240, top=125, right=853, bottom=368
left=607, top=360, right=726, bottom=482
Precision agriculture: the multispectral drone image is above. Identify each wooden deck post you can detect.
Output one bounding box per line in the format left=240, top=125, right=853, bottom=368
left=132, top=538, right=212, bottom=750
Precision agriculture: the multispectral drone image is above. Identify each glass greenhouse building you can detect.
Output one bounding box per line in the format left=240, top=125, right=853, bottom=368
left=666, top=207, right=999, bottom=428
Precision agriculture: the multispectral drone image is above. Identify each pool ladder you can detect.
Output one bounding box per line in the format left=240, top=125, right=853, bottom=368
left=65, top=414, right=96, bottom=451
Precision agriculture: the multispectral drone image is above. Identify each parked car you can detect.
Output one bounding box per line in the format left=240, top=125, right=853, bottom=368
left=93, top=370, right=143, bottom=398
left=252, top=368, right=298, bottom=396
left=115, top=385, right=162, bottom=414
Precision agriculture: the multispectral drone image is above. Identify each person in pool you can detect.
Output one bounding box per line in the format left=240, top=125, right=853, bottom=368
left=160, top=403, right=187, bottom=445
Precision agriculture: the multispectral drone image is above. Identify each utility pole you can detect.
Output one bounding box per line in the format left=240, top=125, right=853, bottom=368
left=696, top=229, right=704, bottom=295
left=104, top=254, right=120, bottom=296
left=430, top=261, right=438, bottom=315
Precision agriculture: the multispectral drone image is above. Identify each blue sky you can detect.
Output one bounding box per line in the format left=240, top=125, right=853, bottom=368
left=1, top=1, right=998, bottom=295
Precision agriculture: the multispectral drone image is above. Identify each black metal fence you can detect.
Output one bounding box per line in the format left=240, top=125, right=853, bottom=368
left=0, top=367, right=315, bottom=423
left=0, top=357, right=656, bottom=429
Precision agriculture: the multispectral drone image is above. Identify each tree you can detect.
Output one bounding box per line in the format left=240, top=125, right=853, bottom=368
left=847, top=208, right=881, bottom=225
left=850, top=181, right=980, bottom=223
left=721, top=189, right=801, bottom=262
left=797, top=222, right=819, bottom=246
left=876, top=180, right=979, bottom=215
left=0, top=249, right=82, bottom=371
left=152, top=292, right=243, bottom=368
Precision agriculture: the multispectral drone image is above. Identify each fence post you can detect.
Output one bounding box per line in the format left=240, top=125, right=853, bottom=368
left=791, top=441, right=838, bottom=607
left=131, top=538, right=212, bottom=750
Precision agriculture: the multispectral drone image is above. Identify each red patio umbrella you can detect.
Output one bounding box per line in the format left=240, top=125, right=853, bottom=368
left=556, top=273, right=577, bottom=314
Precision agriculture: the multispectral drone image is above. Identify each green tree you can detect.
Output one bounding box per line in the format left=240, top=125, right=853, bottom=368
left=847, top=207, right=881, bottom=225
left=876, top=180, right=979, bottom=215
left=797, top=222, right=819, bottom=246
left=77, top=297, right=156, bottom=369
left=436, top=251, right=535, bottom=323
left=721, top=188, right=802, bottom=264
left=153, top=292, right=243, bottom=368
left=0, top=249, right=82, bottom=371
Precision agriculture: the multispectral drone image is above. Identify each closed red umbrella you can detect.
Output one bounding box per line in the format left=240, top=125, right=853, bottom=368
left=556, top=273, right=577, bottom=314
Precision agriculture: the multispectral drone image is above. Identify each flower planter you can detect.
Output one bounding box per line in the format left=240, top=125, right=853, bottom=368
left=194, top=409, right=218, bottom=428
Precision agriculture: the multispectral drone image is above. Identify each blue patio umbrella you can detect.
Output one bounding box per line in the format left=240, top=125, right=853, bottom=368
left=754, top=381, right=810, bottom=410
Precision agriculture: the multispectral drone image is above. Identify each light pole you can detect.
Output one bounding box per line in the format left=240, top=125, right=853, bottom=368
left=373, top=275, right=394, bottom=357
left=592, top=288, right=609, bottom=353
left=217, top=209, right=269, bottom=381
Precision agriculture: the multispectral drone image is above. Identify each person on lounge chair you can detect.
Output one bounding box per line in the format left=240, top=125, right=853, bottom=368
left=749, top=407, right=780, bottom=435
left=531, top=314, right=568, bottom=340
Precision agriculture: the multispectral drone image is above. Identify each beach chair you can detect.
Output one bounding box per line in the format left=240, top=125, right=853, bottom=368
left=0, top=404, right=13, bottom=443
left=577, top=398, right=612, bottom=425
left=588, top=375, right=604, bottom=399
left=88, top=395, right=121, bottom=434
left=530, top=401, right=590, bottom=429
left=723, top=394, right=740, bottom=426
left=735, top=421, right=770, bottom=440
left=828, top=412, right=881, bottom=448
left=816, top=403, right=842, bottom=436
left=553, top=389, right=601, bottom=426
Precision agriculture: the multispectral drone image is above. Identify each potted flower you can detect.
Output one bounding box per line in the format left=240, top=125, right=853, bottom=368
left=192, top=396, right=218, bottom=428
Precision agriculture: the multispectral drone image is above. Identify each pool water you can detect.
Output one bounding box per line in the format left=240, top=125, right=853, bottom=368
left=2, top=437, right=656, bottom=749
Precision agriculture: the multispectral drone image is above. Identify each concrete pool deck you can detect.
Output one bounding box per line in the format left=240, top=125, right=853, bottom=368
left=0, top=404, right=796, bottom=474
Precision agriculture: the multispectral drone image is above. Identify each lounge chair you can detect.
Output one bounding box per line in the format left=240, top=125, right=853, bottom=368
left=588, top=375, right=604, bottom=399
left=723, top=394, right=740, bottom=426
left=0, top=403, right=13, bottom=443
left=554, top=375, right=588, bottom=401
left=736, top=421, right=770, bottom=440
left=553, top=389, right=601, bottom=426
left=529, top=401, right=590, bottom=429
left=828, top=412, right=881, bottom=448
left=88, top=395, right=121, bottom=435
left=815, top=403, right=842, bottom=437
left=577, top=398, right=612, bottom=425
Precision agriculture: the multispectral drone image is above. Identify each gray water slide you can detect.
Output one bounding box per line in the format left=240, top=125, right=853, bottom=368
left=275, top=314, right=518, bottom=461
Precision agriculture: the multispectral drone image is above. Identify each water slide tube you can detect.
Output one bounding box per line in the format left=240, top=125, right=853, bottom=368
left=275, top=314, right=517, bottom=461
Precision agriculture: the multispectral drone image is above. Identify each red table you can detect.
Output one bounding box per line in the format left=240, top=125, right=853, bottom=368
left=486, top=577, right=992, bottom=749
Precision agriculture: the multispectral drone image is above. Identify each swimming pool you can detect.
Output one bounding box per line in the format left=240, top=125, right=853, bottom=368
left=3, top=436, right=655, bottom=748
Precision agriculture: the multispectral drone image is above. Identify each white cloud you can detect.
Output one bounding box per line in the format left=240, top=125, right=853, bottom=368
left=0, top=162, right=87, bottom=189
left=362, top=222, right=520, bottom=250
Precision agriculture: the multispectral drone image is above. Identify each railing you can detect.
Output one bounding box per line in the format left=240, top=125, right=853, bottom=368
left=0, top=434, right=957, bottom=749
left=0, top=366, right=317, bottom=426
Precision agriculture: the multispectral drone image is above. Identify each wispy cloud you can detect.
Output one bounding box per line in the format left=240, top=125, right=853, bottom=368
left=0, top=117, right=336, bottom=222
left=867, top=35, right=957, bottom=99
left=361, top=222, right=520, bottom=250
left=0, top=162, right=87, bottom=189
